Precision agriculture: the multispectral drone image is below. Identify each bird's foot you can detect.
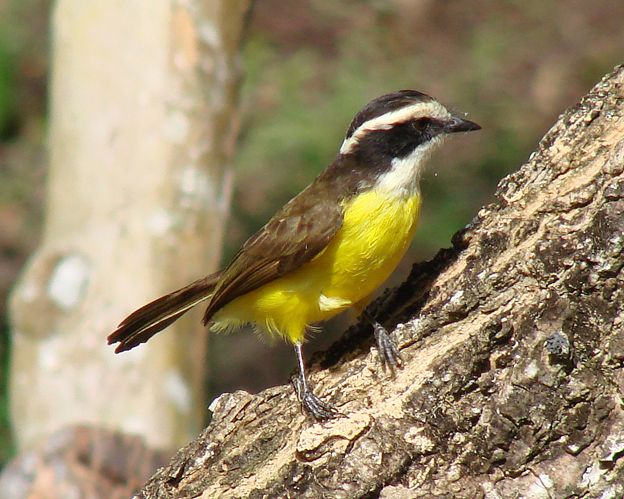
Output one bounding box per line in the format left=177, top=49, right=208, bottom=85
left=373, top=322, right=403, bottom=370
left=293, top=376, right=340, bottom=421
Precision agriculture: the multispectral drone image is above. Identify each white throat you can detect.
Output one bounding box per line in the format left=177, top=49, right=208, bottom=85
left=375, top=136, right=443, bottom=197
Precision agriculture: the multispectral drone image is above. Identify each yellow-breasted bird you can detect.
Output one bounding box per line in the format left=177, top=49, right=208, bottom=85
left=108, top=90, right=480, bottom=420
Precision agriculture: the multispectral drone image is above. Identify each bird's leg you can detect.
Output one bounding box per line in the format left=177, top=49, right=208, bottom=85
left=293, top=343, right=339, bottom=421
left=362, top=310, right=403, bottom=369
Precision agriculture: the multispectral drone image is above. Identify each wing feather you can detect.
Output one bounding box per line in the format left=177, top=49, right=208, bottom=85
left=202, top=182, right=344, bottom=323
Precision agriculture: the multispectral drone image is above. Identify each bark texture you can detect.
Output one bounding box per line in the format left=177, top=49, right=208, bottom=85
left=137, top=65, right=624, bottom=498
left=0, top=425, right=170, bottom=499
left=8, top=0, right=251, bottom=451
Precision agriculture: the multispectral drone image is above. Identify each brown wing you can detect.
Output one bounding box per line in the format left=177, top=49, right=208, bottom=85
left=202, top=182, right=344, bottom=323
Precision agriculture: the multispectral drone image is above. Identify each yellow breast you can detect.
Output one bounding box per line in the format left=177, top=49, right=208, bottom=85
left=312, top=189, right=421, bottom=309
left=213, top=190, right=421, bottom=343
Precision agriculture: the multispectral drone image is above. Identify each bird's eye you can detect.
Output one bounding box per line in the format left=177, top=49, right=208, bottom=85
left=412, top=118, right=432, bottom=130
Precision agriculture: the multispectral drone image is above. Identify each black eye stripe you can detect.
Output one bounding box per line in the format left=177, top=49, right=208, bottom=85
left=345, top=115, right=448, bottom=160
left=411, top=117, right=443, bottom=130
left=345, top=90, right=435, bottom=139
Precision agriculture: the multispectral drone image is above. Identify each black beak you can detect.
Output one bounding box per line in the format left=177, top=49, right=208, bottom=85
left=445, top=116, right=481, bottom=133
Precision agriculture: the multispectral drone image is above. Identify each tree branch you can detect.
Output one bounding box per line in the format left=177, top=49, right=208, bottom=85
left=139, top=65, right=624, bottom=498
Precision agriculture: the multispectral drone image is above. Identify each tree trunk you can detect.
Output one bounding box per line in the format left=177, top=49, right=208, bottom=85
left=8, top=0, right=251, bottom=451
left=138, top=65, right=624, bottom=498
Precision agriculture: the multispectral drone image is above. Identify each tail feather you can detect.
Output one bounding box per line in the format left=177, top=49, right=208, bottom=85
left=108, top=273, right=219, bottom=353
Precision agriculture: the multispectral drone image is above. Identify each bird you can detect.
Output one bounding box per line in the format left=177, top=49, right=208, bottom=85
left=107, top=90, right=480, bottom=420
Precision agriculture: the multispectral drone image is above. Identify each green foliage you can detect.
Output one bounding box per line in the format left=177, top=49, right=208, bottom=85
left=0, top=34, right=17, bottom=138
left=0, top=319, right=14, bottom=467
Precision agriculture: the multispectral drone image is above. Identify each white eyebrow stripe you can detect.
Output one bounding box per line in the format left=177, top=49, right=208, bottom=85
left=339, top=101, right=450, bottom=155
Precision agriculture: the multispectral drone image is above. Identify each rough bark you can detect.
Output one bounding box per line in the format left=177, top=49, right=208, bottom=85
left=8, top=0, right=251, bottom=451
left=138, top=65, right=624, bottom=498
left=0, top=425, right=170, bottom=499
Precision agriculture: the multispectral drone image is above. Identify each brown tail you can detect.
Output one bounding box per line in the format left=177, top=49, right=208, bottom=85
left=107, top=273, right=220, bottom=353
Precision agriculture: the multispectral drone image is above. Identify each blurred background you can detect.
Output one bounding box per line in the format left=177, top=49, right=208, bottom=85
left=0, top=0, right=622, bottom=469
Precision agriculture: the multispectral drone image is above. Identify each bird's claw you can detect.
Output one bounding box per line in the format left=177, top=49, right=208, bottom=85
left=373, top=322, right=403, bottom=370
left=293, top=376, right=340, bottom=421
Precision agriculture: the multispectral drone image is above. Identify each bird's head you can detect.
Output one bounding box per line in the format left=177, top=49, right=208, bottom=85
left=340, top=90, right=480, bottom=161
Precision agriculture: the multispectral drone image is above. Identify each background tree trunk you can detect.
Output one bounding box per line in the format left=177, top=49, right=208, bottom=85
left=138, top=65, right=624, bottom=498
left=8, top=0, right=251, bottom=452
